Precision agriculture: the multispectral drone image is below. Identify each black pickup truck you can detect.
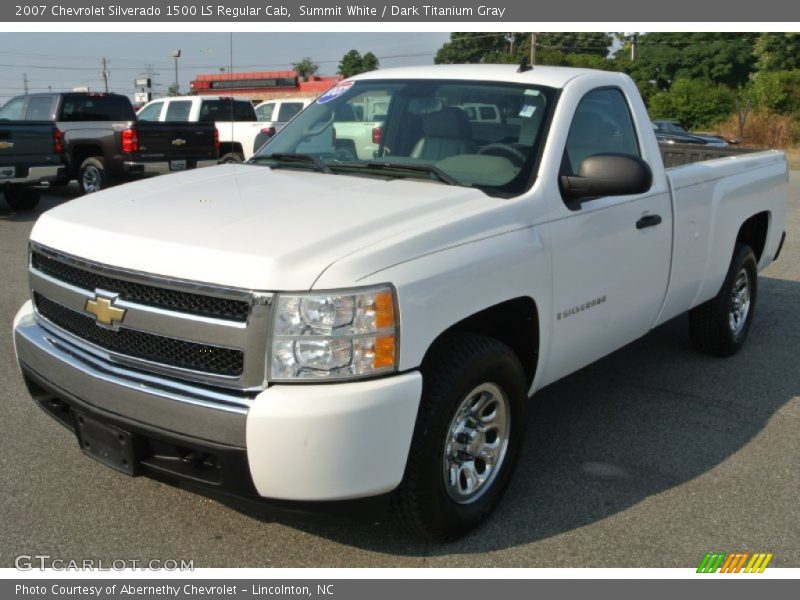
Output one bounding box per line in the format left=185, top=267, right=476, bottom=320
left=0, top=121, right=67, bottom=210
left=0, top=92, right=219, bottom=195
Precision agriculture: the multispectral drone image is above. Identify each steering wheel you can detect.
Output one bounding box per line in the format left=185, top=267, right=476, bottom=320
left=477, top=143, right=527, bottom=167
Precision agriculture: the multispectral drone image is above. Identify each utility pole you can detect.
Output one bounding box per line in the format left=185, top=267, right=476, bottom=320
left=630, top=33, right=638, bottom=61
left=530, top=33, right=537, bottom=66
left=171, top=49, right=181, bottom=95
left=101, top=57, right=110, bottom=92
left=23, top=73, right=29, bottom=95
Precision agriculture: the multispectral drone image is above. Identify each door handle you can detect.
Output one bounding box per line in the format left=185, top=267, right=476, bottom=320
left=636, top=214, right=662, bottom=229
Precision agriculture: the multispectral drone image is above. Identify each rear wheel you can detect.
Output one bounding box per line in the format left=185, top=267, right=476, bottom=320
left=78, top=157, right=114, bottom=194
left=392, top=332, right=526, bottom=540
left=3, top=186, right=40, bottom=210
left=219, top=152, right=244, bottom=164
left=689, top=243, right=758, bottom=357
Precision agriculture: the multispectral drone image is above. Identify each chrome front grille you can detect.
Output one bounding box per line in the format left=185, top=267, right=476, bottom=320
left=34, top=293, right=245, bottom=377
left=31, top=251, right=250, bottom=321
left=28, top=244, right=271, bottom=390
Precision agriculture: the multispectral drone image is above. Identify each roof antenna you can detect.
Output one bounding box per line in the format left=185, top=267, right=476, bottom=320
left=517, top=56, right=532, bottom=73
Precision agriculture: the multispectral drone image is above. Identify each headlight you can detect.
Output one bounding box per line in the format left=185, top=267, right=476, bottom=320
left=270, top=285, right=398, bottom=381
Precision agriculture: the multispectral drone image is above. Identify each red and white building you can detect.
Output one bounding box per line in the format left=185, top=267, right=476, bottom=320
left=189, top=70, right=342, bottom=102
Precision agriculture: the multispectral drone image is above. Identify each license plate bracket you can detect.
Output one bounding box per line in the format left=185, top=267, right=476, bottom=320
left=74, top=412, right=136, bottom=475
left=169, top=159, right=187, bottom=171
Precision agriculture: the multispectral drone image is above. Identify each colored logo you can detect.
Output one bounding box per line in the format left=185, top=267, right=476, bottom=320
left=317, top=81, right=355, bottom=104
left=85, top=293, right=126, bottom=329
left=697, top=552, right=773, bottom=573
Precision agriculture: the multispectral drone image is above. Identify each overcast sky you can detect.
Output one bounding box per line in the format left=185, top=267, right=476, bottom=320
left=0, top=32, right=451, bottom=103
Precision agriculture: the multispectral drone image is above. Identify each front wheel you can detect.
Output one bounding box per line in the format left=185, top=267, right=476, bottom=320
left=689, top=243, right=758, bottom=357
left=392, top=332, right=526, bottom=540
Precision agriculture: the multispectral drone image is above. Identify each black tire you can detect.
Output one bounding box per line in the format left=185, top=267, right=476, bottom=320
left=689, top=243, right=758, bottom=357
left=392, top=332, right=527, bottom=541
left=78, top=157, right=114, bottom=195
left=334, top=147, right=357, bottom=162
left=219, top=152, right=244, bottom=164
left=3, top=186, right=40, bottom=210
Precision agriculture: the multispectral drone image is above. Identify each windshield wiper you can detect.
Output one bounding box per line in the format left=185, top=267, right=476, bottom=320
left=333, top=161, right=462, bottom=186
left=250, top=153, right=333, bottom=174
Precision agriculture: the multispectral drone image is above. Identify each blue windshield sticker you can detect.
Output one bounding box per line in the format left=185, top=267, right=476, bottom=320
left=317, top=81, right=355, bottom=104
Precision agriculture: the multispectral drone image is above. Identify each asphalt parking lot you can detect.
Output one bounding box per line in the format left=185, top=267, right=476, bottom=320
left=0, top=176, right=798, bottom=569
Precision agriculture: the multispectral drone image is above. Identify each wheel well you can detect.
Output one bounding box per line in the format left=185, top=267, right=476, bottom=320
left=70, top=145, right=103, bottom=174
left=737, top=212, right=769, bottom=261
left=423, top=297, right=539, bottom=388
left=219, top=142, right=244, bottom=156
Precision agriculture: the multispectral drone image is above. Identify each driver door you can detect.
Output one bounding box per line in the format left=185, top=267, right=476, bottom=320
left=545, top=87, right=672, bottom=382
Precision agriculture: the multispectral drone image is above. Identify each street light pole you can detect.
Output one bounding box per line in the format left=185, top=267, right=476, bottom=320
left=171, top=49, right=181, bottom=95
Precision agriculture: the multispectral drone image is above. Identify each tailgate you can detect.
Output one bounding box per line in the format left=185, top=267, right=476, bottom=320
left=135, top=123, right=217, bottom=160
left=0, top=122, right=57, bottom=164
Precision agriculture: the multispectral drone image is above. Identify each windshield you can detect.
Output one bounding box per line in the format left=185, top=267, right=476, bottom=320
left=253, top=79, right=555, bottom=196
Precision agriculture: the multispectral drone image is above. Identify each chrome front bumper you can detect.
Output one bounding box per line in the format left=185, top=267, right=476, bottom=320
left=13, top=301, right=249, bottom=447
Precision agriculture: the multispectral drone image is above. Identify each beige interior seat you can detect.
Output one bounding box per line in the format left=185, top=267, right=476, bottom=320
left=410, top=107, right=476, bottom=161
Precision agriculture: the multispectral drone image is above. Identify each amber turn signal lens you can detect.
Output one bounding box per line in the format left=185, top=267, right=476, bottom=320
left=373, top=335, right=396, bottom=369
left=374, top=289, right=395, bottom=329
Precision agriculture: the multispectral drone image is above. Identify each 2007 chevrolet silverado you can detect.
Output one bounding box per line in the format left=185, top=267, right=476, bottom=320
left=13, top=65, right=788, bottom=540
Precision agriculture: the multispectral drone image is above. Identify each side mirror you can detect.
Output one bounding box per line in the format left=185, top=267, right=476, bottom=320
left=560, top=153, right=652, bottom=202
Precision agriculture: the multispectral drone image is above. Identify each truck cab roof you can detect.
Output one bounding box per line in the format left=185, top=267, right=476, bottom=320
left=349, top=64, right=618, bottom=89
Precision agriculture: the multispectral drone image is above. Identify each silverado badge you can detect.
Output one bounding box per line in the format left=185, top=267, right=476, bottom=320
left=85, top=294, right=126, bottom=328
left=0, top=141, right=15, bottom=150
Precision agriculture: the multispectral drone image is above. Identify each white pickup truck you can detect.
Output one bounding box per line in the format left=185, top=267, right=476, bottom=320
left=137, top=95, right=266, bottom=163
left=13, top=65, right=787, bottom=540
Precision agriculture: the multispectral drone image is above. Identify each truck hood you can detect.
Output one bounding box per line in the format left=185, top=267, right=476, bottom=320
left=31, top=164, right=507, bottom=290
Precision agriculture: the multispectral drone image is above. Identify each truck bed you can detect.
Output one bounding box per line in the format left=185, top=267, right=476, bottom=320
left=659, top=142, right=763, bottom=168
left=656, top=146, right=787, bottom=327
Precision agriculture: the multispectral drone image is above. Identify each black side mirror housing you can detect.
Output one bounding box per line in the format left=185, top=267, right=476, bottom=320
left=560, top=153, right=653, bottom=202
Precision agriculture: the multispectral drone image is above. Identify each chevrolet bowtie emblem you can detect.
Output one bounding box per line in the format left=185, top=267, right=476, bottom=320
left=0, top=141, right=14, bottom=150
left=171, top=138, right=187, bottom=146
left=85, top=295, right=126, bottom=327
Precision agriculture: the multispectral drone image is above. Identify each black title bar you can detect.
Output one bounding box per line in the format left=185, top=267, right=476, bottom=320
left=3, top=0, right=800, bottom=22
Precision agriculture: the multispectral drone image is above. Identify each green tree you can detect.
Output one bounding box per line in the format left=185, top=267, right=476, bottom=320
left=434, top=32, right=614, bottom=65
left=754, top=33, right=800, bottom=71
left=434, top=32, right=524, bottom=64
left=339, top=50, right=364, bottom=77
left=167, top=83, right=179, bottom=97
left=749, top=70, right=800, bottom=116
left=362, top=52, right=379, bottom=72
left=614, top=33, right=757, bottom=91
left=648, top=78, right=737, bottom=129
left=292, top=57, right=319, bottom=79
left=338, top=50, right=380, bottom=78
left=529, top=33, right=613, bottom=57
